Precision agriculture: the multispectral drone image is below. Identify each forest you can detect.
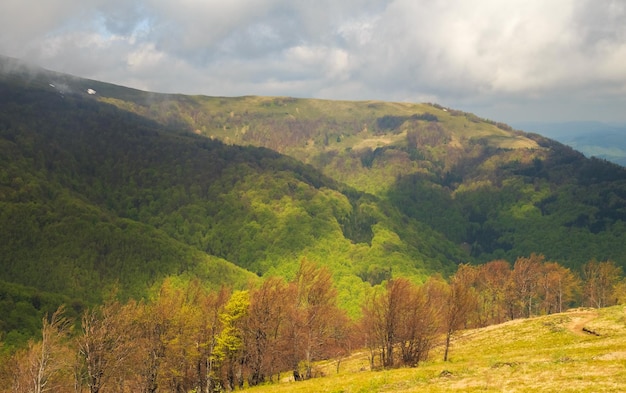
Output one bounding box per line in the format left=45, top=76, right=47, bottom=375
left=2, top=56, right=626, bottom=391
left=1, top=256, right=624, bottom=392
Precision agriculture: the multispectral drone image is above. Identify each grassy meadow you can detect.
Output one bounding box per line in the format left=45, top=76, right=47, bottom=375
left=247, top=306, right=626, bottom=392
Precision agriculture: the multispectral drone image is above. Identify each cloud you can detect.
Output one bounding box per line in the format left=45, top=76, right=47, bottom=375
left=2, top=0, right=626, bottom=122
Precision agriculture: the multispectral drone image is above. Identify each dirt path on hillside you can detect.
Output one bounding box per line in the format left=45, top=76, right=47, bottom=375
left=565, top=309, right=599, bottom=336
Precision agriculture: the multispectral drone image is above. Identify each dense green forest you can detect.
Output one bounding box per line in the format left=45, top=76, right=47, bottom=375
left=81, top=71, right=626, bottom=268
left=0, top=58, right=463, bottom=345
left=1, top=55, right=626, bottom=354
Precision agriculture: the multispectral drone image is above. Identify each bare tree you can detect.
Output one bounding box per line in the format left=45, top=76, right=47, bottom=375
left=284, top=258, right=348, bottom=380
left=511, top=254, right=543, bottom=318
left=8, top=306, right=73, bottom=393
left=197, top=286, right=229, bottom=393
left=244, top=277, right=291, bottom=386
left=538, top=262, right=580, bottom=314
left=583, top=260, right=623, bottom=308
left=362, top=278, right=438, bottom=369
left=476, top=260, right=511, bottom=325
left=441, top=265, right=478, bottom=361
left=362, top=279, right=407, bottom=368
left=77, top=300, right=140, bottom=393
left=396, top=283, right=439, bottom=366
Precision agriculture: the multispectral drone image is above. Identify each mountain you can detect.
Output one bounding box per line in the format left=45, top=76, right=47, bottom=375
left=514, top=121, right=626, bottom=167
left=0, top=56, right=466, bottom=341
left=82, top=74, right=626, bottom=268
left=2, top=56, right=626, bottom=342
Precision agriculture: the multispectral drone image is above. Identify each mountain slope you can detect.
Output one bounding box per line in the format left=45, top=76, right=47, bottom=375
left=0, top=57, right=468, bottom=331
left=2, top=56, right=626, bottom=320
left=75, top=74, right=626, bottom=269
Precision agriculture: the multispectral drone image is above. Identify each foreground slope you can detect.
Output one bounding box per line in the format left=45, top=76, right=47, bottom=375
left=247, top=305, right=626, bottom=393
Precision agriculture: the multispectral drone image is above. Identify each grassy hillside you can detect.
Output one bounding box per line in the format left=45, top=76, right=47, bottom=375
left=246, top=305, right=626, bottom=392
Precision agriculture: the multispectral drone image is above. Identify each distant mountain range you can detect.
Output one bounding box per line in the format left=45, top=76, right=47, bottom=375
left=514, top=121, right=626, bottom=167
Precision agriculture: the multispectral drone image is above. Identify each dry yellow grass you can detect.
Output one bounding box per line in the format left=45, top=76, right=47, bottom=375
left=245, top=306, right=626, bottom=392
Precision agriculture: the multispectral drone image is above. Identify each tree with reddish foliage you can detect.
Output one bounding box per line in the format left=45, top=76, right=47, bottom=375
left=362, top=278, right=412, bottom=369
left=244, top=277, right=291, bottom=386
left=283, top=258, right=348, bottom=380
left=363, top=277, right=440, bottom=369
left=396, top=282, right=439, bottom=366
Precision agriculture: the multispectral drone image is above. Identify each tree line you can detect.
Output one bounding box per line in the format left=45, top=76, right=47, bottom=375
left=1, top=255, right=624, bottom=392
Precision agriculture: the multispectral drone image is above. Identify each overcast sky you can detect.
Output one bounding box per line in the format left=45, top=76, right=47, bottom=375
left=2, top=0, right=626, bottom=124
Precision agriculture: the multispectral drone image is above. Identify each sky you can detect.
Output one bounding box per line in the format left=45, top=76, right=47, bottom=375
left=2, top=0, right=626, bottom=124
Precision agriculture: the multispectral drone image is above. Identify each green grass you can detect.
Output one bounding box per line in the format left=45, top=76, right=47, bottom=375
left=245, top=306, right=626, bottom=392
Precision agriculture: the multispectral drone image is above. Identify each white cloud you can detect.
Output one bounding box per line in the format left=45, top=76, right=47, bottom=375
left=126, top=43, right=165, bottom=71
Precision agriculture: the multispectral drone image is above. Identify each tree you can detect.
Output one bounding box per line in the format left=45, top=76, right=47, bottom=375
left=476, top=260, right=511, bottom=325
left=284, top=258, right=348, bottom=380
left=157, top=281, right=211, bottom=393
left=583, top=260, right=623, bottom=308
left=77, top=300, right=138, bottom=393
left=362, top=278, right=411, bottom=369
left=362, top=277, right=438, bottom=369
left=196, top=286, right=230, bottom=393
left=440, top=265, right=478, bottom=361
left=138, top=280, right=228, bottom=393
left=8, top=306, right=73, bottom=393
left=214, top=290, right=250, bottom=391
left=510, top=254, right=543, bottom=318
left=538, top=262, right=580, bottom=314
left=134, top=281, right=180, bottom=393
left=396, top=282, right=439, bottom=366
left=244, top=277, right=291, bottom=386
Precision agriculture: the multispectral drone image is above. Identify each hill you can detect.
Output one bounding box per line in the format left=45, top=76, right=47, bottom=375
left=75, top=67, right=626, bottom=268
left=246, top=305, right=626, bottom=392
left=2, top=56, right=626, bottom=342
left=0, top=57, right=467, bottom=343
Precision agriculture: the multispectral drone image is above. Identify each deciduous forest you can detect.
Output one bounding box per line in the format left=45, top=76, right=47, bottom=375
left=2, top=56, right=626, bottom=391
left=1, top=256, right=624, bottom=392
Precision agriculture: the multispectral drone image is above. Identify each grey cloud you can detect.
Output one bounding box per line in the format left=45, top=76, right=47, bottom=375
left=97, top=2, right=147, bottom=36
